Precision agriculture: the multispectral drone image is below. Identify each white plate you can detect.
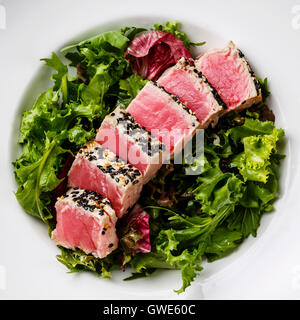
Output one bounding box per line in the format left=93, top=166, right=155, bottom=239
left=1, top=0, right=300, bottom=300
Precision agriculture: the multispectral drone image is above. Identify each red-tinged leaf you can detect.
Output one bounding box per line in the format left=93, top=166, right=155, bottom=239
left=125, top=30, right=192, bottom=80
left=121, top=205, right=151, bottom=256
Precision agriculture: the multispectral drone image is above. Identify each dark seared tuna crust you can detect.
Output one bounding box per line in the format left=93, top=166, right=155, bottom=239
left=237, top=49, right=261, bottom=97
left=180, top=57, right=227, bottom=110
left=62, top=188, right=112, bottom=216
left=78, top=142, right=142, bottom=187
left=112, top=109, right=166, bottom=156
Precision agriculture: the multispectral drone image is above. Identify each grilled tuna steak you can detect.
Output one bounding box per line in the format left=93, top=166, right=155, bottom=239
left=157, top=57, right=224, bottom=127
left=96, top=106, right=167, bottom=183
left=68, top=141, right=143, bottom=217
left=51, top=188, right=118, bottom=258
left=127, top=81, right=199, bottom=156
left=195, top=41, right=262, bottom=112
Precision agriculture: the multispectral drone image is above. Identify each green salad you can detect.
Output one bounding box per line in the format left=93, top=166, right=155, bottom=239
left=13, top=21, right=285, bottom=293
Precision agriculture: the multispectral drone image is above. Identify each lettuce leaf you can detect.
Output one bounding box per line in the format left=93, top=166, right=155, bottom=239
left=62, top=30, right=129, bottom=52
left=56, top=247, right=122, bottom=279
left=131, top=107, right=284, bottom=293
left=13, top=30, right=133, bottom=221
left=229, top=119, right=285, bottom=182
left=205, top=227, right=243, bottom=262
left=155, top=229, right=203, bottom=294
left=118, top=74, right=148, bottom=108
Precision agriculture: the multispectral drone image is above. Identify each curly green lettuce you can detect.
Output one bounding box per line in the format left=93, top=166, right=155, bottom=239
left=13, top=31, right=145, bottom=222
left=129, top=111, right=284, bottom=293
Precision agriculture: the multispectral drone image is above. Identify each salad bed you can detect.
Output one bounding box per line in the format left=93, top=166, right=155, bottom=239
left=13, top=22, right=285, bottom=293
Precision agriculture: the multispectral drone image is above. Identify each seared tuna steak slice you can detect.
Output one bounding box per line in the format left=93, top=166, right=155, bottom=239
left=127, top=81, right=199, bottom=156
left=51, top=188, right=118, bottom=258
left=96, top=106, right=167, bottom=183
left=157, top=57, right=224, bottom=127
left=68, top=141, right=143, bottom=217
left=195, top=41, right=262, bottom=112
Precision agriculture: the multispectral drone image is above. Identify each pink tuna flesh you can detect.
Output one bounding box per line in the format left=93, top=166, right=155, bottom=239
left=51, top=188, right=118, bottom=258
left=68, top=141, right=143, bottom=218
left=195, top=41, right=262, bottom=111
left=127, top=82, right=199, bottom=155
left=157, top=57, right=225, bottom=127
left=96, top=106, right=167, bottom=183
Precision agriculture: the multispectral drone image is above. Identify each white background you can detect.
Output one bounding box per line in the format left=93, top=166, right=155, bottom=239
left=1, top=0, right=300, bottom=299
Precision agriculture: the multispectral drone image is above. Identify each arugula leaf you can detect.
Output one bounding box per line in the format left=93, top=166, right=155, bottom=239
left=14, top=138, right=65, bottom=220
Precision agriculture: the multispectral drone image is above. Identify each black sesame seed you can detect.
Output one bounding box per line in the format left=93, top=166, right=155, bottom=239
left=253, top=79, right=261, bottom=96
left=238, top=50, right=245, bottom=58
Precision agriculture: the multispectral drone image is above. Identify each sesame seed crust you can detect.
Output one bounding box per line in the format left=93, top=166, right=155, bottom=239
left=152, top=81, right=198, bottom=116
left=76, top=141, right=142, bottom=188
left=60, top=188, right=114, bottom=218
left=237, top=48, right=261, bottom=97
left=176, top=57, right=227, bottom=110
left=106, top=107, right=166, bottom=157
